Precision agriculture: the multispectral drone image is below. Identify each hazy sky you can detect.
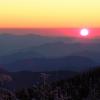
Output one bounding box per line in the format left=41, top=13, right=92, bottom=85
left=0, top=0, right=100, bottom=28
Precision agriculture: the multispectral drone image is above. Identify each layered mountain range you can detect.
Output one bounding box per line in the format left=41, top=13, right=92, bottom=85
left=0, top=34, right=100, bottom=72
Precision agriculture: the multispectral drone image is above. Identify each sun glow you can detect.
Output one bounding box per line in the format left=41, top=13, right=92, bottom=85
left=80, top=28, right=89, bottom=37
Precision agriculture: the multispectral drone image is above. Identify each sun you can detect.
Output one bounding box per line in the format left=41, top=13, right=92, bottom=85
left=80, top=28, right=89, bottom=37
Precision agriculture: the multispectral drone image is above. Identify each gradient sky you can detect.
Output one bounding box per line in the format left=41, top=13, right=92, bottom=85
left=0, top=0, right=100, bottom=28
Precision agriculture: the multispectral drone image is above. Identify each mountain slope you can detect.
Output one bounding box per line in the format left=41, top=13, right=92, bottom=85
left=8, top=70, right=77, bottom=89
left=2, top=56, right=96, bottom=72
left=70, top=50, right=100, bottom=64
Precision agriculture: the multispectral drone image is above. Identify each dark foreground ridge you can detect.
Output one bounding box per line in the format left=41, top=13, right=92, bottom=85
left=0, top=67, right=100, bottom=100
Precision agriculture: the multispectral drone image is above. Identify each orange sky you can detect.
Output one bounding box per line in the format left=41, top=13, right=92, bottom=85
left=0, top=0, right=100, bottom=28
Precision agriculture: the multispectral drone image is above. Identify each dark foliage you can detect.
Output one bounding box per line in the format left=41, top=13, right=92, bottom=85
left=1, top=67, right=100, bottom=100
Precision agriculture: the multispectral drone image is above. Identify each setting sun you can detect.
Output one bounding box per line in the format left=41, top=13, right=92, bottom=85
left=80, top=28, right=89, bottom=37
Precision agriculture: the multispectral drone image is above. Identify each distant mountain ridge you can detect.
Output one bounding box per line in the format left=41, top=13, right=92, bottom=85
left=0, top=34, right=74, bottom=56
left=0, top=34, right=100, bottom=57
